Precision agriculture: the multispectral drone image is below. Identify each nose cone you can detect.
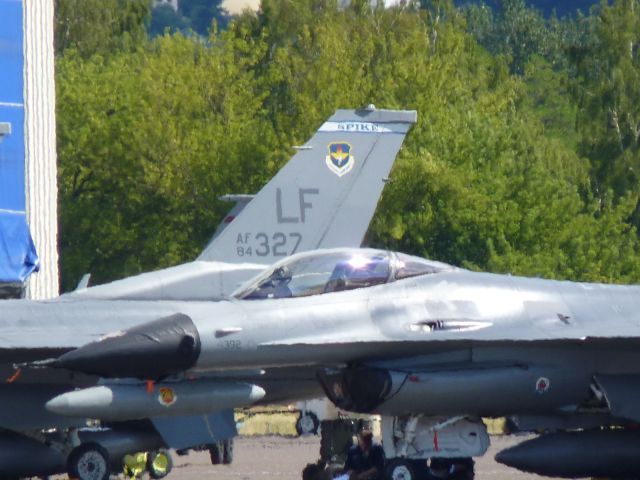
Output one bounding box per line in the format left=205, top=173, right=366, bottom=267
left=496, top=431, right=640, bottom=478
left=494, top=447, right=519, bottom=469
left=46, top=386, right=114, bottom=416
left=52, top=313, right=201, bottom=379
left=495, top=440, right=543, bottom=473
left=495, top=433, right=590, bottom=477
left=249, top=384, right=266, bottom=402
left=44, top=393, right=70, bottom=415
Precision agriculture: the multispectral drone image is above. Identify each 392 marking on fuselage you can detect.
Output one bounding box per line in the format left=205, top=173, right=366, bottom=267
left=221, top=340, right=242, bottom=351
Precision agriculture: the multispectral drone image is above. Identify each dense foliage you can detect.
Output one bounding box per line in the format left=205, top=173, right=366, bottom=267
left=55, top=0, right=640, bottom=291
left=457, top=0, right=601, bottom=18
left=54, top=0, right=151, bottom=57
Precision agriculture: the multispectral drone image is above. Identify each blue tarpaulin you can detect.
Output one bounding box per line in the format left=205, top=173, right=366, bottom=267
left=0, top=211, right=39, bottom=283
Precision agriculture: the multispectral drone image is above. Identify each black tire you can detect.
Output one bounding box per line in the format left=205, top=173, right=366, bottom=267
left=409, top=458, right=430, bottom=478
left=147, top=449, right=173, bottom=479
left=447, top=457, right=475, bottom=480
left=385, top=458, right=417, bottom=480
left=296, top=411, right=320, bottom=436
left=209, top=442, right=223, bottom=465
left=223, top=439, right=234, bottom=465
left=67, top=443, right=110, bottom=480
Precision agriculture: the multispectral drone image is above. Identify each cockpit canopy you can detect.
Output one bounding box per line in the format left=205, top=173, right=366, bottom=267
left=233, top=248, right=452, bottom=300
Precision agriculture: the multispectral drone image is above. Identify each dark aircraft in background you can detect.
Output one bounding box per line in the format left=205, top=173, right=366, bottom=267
left=0, top=107, right=417, bottom=480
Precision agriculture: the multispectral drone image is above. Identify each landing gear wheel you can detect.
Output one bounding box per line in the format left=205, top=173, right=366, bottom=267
left=447, top=457, right=475, bottom=480
left=147, top=449, right=173, bottom=479
left=209, top=442, right=223, bottom=465
left=385, top=458, right=416, bottom=480
left=223, top=439, right=234, bottom=464
left=67, top=442, right=110, bottom=480
left=296, top=411, right=320, bottom=436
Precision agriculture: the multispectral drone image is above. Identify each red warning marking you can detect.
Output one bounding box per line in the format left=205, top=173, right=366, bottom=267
left=433, top=431, right=439, bottom=452
left=6, top=368, right=21, bottom=383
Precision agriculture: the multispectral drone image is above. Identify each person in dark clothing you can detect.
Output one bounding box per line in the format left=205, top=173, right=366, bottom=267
left=342, top=430, right=385, bottom=480
left=303, top=460, right=331, bottom=480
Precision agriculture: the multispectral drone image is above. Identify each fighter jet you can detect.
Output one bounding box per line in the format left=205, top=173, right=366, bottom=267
left=70, top=106, right=416, bottom=301
left=0, top=107, right=417, bottom=480
left=51, top=246, right=640, bottom=479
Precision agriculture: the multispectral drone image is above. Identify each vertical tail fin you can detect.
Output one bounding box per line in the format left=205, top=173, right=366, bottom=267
left=198, top=106, right=417, bottom=264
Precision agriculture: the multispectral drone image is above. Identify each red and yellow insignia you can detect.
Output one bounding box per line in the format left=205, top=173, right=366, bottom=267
left=158, top=387, right=177, bottom=407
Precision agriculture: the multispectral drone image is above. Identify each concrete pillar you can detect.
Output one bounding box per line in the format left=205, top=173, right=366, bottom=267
left=23, top=0, right=59, bottom=299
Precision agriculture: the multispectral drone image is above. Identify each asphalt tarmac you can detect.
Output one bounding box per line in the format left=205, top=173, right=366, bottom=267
left=169, top=435, right=545, bottom=480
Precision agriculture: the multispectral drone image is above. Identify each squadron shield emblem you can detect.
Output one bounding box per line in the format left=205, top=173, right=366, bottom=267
left=535, top=377, right=550, bottom=395
left=158, top=387, right=177, bottom=407
left=326, top=142, right=354, bottom=177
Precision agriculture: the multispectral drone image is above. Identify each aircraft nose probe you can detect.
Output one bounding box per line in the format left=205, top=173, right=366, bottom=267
left=49, top=313, right=201, bottom=379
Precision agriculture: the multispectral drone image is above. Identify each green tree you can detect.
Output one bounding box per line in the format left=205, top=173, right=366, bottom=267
left=56, top=33, right=274, bottom=290
left=54, top=0, right=151, bottom=57
left=572, top=0, right=640, bottom=200
left=463, top=0, right=590, bottom=74
left=55, top=0, right=640, bottom=290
